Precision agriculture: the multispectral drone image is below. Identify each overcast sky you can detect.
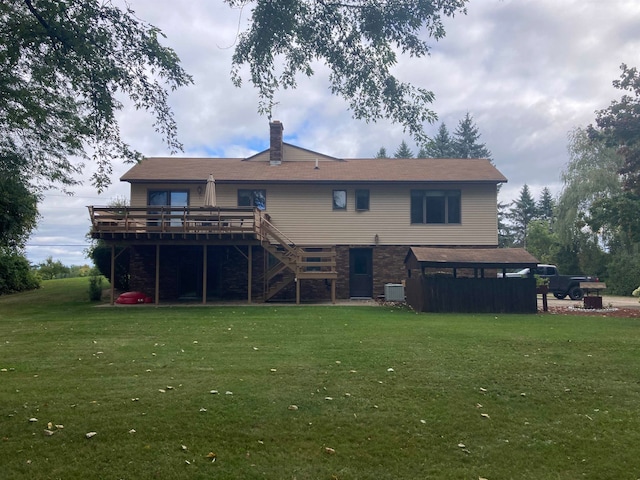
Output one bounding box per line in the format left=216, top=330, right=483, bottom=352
left=25, top=0, right=640, bottom=266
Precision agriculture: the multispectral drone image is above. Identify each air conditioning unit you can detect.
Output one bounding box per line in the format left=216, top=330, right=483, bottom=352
left=384, top=283, right=405, bottom=302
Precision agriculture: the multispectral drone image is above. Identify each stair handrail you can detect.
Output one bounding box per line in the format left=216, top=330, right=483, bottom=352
left=259, top=215, right=299, bottom=257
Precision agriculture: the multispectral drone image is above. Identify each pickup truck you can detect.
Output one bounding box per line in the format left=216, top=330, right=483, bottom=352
left=501, top=264, right=598, bottom=300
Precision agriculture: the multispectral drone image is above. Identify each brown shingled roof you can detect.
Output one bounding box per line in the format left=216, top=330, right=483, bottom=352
left=406, top=247, right=539, bottom=268
left=121, top=155, right=507, bottom=184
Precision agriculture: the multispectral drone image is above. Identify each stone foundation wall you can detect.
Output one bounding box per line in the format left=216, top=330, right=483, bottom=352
left=334, top=246, right=350, bottom=299
left=371, top=245, right=411, bottom=297
left=129, top=246, right=158, bottom=298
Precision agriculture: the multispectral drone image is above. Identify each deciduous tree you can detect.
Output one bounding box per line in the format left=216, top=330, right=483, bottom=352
left=229, top=0, right=469, bottom=143
left=36, top=256, right=70, bottom=280
left=556, top=127, right=623, bottom=248
left=591, top=63, right=640, bottom=195
left=586, top=64, right=640, bottom=253
left=0, top=161, right=38, bottom=249
left=525, top=220, right=559, bottom=265
left=2, top=0, right=192, bottom=290
left=0, top=249, right=40, bottom=295
left=1, top=0, right=193, bottom=192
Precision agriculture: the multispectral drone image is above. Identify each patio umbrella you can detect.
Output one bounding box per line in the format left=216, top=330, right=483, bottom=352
left=204, top=174, right=216, bottom=207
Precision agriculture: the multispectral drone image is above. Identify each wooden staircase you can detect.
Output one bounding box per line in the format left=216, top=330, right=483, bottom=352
left=258, top=217, right=337, bottom=303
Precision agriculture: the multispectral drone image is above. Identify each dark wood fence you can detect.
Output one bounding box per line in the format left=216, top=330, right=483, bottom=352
left=406, top=276, right=537, bottom=313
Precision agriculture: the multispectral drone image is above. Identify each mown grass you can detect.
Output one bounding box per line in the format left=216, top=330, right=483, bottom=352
left=1, top=278, right=640, bottom=479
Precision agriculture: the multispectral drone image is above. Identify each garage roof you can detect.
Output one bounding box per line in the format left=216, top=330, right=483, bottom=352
left=406, top=247, right=539, bottom=269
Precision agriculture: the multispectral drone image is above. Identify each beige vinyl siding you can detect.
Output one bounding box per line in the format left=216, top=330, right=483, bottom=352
left=130, top=184, right=197, bottom=206
left=130, top=183, right=271, bottom=208
left=128, top=182, right=498, bottom=246
left=264, top=183, right=497, bottom=246
left=130, top=183, right=237, bottom=207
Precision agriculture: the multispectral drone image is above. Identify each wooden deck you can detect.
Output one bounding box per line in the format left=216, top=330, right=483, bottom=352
left=89, top=206, right=260, bottom=239
left=88, top=206, right=338, bottom=304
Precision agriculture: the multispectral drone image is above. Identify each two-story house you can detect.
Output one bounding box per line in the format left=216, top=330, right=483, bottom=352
left=89, top=121, right=509, bottom=304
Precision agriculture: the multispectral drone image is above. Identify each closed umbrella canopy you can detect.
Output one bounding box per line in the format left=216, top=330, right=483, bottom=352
left=204, top=174, right=216, bottom=207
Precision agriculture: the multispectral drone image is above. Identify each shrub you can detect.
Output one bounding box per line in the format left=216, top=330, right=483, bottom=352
left=88, top=275, right=103, bottom=301
left=606, top=250, right=640, bottom=295
left=0, top=249, right=40, bottom=295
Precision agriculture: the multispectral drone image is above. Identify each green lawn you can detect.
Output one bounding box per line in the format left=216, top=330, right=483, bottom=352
left=1, top=278, right=640, bottom=479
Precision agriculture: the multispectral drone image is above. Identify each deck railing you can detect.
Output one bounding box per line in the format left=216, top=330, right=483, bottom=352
left=88, top=206, right=260, bottom=237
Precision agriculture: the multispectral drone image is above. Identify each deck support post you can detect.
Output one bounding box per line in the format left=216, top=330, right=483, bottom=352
left=155, top=244, right=160, bottom=305
left=110, top=244, right=115, bottom=305
left=202, top=245, right=207, bottom=305
left=296, top=277, right=300, bottom=305
left=247, top=246, right=252, bottom=304
left=331, top=279, right=336, bottom=304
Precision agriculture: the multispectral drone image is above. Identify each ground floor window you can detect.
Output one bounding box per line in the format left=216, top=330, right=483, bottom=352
left=410, top=190, right=461, bottom=224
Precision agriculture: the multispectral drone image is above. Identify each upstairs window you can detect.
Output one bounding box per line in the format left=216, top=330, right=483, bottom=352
left=333, top=190, right=347, bottom=210
left=355, top=189, right=370, bottom=211
left=411, top=190, right=461, bottom=224
left=238, top=189, right=266, bottom=210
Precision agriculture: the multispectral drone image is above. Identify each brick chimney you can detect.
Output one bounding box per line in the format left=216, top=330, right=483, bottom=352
left=269, top=121, right=283, bottom=166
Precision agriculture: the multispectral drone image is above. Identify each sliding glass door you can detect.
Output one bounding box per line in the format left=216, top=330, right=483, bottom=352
left=148, top=190, right=189, bottom=226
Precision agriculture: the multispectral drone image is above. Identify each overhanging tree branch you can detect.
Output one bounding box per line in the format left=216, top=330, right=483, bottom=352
left=3, top=0, right=193, bottom=193
left=228, top=0, right=468, bottom=143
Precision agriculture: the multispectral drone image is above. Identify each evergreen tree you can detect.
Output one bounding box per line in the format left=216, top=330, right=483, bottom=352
left=537, top=187, right=556, bottom=222
left=394, top=140, right=414, bottom=158
left=375, top=147, right=389, bottom=158
left=507, top=184, right=538, bottom=247
left=497, top=200, right=515, bottom=247
left=417, top=145, right=429, bottom=158
left=452, top=113, right=492, bottom=160
left=423, top=123, right=456, bottom=158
